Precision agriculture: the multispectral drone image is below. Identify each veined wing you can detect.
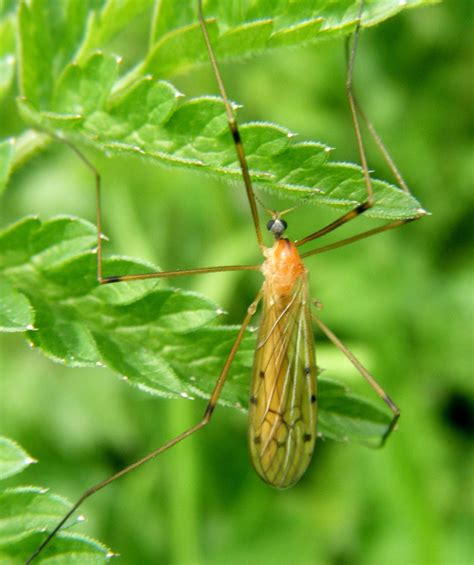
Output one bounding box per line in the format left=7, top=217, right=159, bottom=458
left=248, top=274, right=317, bottom=489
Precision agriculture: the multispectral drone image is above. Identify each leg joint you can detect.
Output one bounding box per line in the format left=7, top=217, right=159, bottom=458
left=203, top=403, right=215, bottom=423
left=230, top=124, right=241, bottom=144
left=356, top=200, right=372, bottom=214
left=247, top=301, right=258, bottom=316
left=100, top=276, right=120, bottom=285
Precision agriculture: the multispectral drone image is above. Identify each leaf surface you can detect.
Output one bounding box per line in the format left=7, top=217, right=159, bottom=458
left=0, top=217, right=395, bottom=444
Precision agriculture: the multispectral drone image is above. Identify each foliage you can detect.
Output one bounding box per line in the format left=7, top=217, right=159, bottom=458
left=1, top=0, right=471, bottom=564
left=0, top=213, right=392, bottom=442
left=0, top=0, right=426, bottom=439
left=0, top=437, right=110, bottom=563
left=3, top=0, right=430, bottom=218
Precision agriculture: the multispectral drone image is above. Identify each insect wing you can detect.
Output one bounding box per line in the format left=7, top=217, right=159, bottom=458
left=249, top=276, right=317, bottom=488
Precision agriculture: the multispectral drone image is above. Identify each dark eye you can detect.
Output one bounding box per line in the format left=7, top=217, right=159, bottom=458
left=280, top=219, right=288, bottom=230
left=266, top=220, right=275, bottom=231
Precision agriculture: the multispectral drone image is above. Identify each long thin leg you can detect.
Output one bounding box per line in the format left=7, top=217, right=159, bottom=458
left=296, top=1, right=424, bottom=250
left=197, top=0, right=263, bottom=250
left=59, top=137, right=260, bottom=283
left=27, top=290, right=263, bottom=564
left=295, top=2, right=373, bottom=249
left=344, top=35, right=410, bottom=194
left=345, top=0, right=373, bottom=204
left=312, top=313, right=400, bottom=446
left=300, top=218, right=416, bottom=259
left=295, top=201, right=371, bottom=248
left=353, top=97, right=410, bottom=193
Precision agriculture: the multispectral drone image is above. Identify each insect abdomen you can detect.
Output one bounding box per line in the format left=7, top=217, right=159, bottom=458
left=248, top=269, right=317, bottom=489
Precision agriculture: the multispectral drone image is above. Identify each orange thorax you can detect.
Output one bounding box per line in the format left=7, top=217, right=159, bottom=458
left=261, top=238, right=306, bottom=298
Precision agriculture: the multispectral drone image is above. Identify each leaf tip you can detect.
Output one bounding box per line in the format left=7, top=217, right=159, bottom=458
left=416, top=207, right=430, bottom=217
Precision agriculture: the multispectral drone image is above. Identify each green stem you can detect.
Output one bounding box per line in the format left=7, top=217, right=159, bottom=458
left=166, top=398, right=201, bottom=565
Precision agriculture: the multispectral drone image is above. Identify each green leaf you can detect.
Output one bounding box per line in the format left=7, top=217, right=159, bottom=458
left=0, top=487, right=74, bottom=544
left=7, top=130, right=51, bottom=173
left=0, top=54, right=15, bottom=101
left=0, top=438, right=35, bottom=480
left=0, top=531, right=111, bottom=564
left=52, top=52, right=120, bottom=116
left=17, top=0, right=97, bottom=108
left=0, top=278, right=34, bottom=332
left=318, top=380, right=392, bottom=445
left=5, top=0, right=423, bottom=445
left=17, top=0, right=56, bottom=108
left=77, top=0, right=154, bottom=61
left=0, top=216, right=42, bottom=269
left=0, top=138, right=14, bottom=195
left=147, top=0, right=437, bottom=76
left=0, top=9, right=16, bottom=101
left=12, top=0, right=429, bottom=220
left=0, top=216, right=395, bottom=443
left=0, top=216, right=96, bottom=270
left=0, top=8, right=16, bottom=101
left=17, top=94, right=425, bottom=220
left=0, top=437, right=111, bottom=561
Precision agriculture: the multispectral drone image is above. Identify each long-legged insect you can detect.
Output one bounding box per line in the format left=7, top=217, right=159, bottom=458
left=27, top=0, right=426, bottom=562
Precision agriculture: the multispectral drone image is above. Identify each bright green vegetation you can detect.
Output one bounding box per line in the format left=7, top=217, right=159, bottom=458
left=0, top=437, right=110, bottom=562
left=0, top=1, right=471, bottom=564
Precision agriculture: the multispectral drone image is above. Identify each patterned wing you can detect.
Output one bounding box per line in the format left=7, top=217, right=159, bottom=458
left=248, top=275, right=317, bottom=489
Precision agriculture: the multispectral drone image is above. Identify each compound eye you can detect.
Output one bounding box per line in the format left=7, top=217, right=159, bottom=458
left=266, top=219, right=275, bottom=231
left=280, top=219, right=288, bottom=230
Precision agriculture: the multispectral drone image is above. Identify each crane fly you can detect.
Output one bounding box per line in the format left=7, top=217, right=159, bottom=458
left=249, top=224, right=316, bottom=487
left=27, top=0, right=426, bottom=561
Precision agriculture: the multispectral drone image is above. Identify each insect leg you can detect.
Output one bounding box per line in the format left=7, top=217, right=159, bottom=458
left=296, top=1, right=425, bottom=250
left=300, top=218, right=418, bottom=258
left=197, top=0, right=264, bottom=250
left=345, top=0, right=373, bottom=204
left=312, top=313, right=400, bottom=446
left=345, top=36, right=410, bottom=195
left=26, top=290, right=263, bottom=564
left=59, top=137, right=260, bottom=283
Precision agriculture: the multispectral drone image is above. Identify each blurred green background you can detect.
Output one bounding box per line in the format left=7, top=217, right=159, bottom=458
left=1, top=1, right=472, bottom=564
